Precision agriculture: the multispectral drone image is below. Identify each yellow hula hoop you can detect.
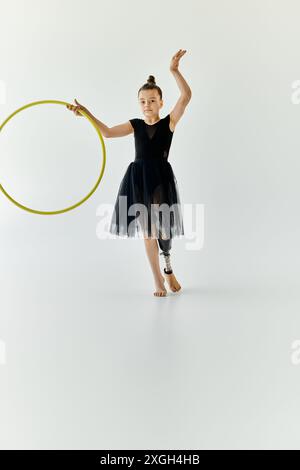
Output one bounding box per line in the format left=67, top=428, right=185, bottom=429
left=0, top=100, right=106, bottom=215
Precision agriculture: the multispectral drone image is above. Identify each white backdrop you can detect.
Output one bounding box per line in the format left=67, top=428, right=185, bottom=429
left=1, top=0, right=300, bottom=450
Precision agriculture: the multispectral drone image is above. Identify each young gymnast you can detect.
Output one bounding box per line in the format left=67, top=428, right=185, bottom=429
left=67, top=49, right=192, bottom=297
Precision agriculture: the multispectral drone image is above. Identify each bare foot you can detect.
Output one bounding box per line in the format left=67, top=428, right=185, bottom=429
left=163, top=269, right=182, bottom=292
left=154, top=274, right=167, bottom=297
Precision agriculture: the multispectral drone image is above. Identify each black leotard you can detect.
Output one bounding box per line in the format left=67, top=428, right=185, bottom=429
left=109, top=113, right=184, bottom=239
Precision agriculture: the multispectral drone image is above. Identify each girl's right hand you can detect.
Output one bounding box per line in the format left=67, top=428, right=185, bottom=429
left=66, top=98, right=88, bottom=117
left=170, top=49, right=187, bottom=72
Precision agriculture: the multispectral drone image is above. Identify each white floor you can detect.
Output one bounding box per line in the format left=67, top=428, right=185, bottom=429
left=1, top=222, right=300, bottom=450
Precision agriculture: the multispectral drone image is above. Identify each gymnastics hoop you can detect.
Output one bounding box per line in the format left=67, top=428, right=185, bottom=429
left=0, top=100, right=106, bottom=215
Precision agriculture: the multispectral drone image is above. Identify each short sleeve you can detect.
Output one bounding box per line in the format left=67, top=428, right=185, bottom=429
left=163, top=113, right=174, bottom=133
left=129, top=118, right=139, bottom=131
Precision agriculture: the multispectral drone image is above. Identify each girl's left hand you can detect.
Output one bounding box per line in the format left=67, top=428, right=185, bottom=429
left=170, top=49, right=187, bottom=72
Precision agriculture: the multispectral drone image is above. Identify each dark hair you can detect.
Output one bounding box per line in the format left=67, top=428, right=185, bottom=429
left=138, top=75, right=162, bottom=100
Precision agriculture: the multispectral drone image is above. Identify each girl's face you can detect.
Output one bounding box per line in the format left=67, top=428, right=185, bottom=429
left=138, top=90, right=163, bottom=117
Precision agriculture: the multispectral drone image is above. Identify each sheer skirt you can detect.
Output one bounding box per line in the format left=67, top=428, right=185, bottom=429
left=109, top=158, right=184, bottom=240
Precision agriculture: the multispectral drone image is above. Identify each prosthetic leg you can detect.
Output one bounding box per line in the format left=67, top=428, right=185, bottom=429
left=158, top=237, right=173, bottom=274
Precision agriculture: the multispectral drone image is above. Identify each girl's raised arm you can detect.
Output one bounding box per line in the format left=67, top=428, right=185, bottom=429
left=169, top=50, right=192, bottom=129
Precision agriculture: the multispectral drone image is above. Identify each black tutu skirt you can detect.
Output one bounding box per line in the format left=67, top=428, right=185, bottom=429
left=109, top=158, right=184, bottom=239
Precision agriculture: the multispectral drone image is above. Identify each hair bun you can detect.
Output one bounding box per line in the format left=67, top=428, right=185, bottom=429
left=147, top=75, right=156, bottom=85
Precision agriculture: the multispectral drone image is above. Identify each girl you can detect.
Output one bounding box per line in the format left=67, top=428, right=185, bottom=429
left=67, top=49, right=192, bottom=297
